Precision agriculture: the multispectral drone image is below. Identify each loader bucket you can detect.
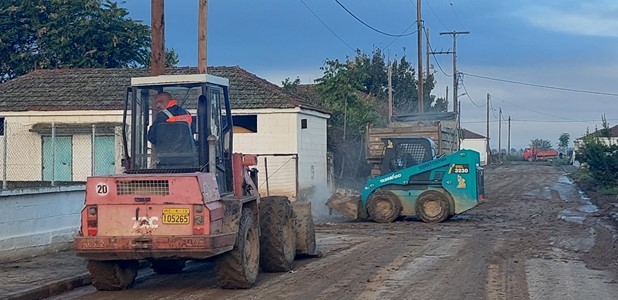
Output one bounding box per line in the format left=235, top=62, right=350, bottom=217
left=291, top=201, right=319, bottom=256
left=325, top=188, right=361, bottom=219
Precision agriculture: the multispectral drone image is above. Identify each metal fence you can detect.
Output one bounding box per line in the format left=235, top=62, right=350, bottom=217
left=254, top=154, right=298, bottom=200
left=0, top=120, right=121, bottom=189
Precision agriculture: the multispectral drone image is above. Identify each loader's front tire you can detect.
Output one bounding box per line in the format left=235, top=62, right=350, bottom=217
left=416, top=190, right=450, bottom=223
left=367, top=191, right=402, bottom=223
left=259, top=196, right=297, bottom=272
left=87, top=260, right=139, bottom=291
left=217, top=208, right=260, bottom=289
left=150, top=259, right=186, bottom=274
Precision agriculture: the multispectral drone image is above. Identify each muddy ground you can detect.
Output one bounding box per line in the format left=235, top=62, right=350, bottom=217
left=50, top=163, right=617, bottom=300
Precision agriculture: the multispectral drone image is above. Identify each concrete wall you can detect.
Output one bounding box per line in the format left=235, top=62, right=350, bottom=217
left=461, top=138, right=488, bottom=166
left=0, top=186, right=85, bottom=262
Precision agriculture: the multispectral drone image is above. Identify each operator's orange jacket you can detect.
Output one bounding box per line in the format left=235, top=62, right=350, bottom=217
left=147, top=100, right=193, bottom=144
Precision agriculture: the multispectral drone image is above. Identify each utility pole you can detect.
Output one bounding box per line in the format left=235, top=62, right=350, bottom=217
left=151, top=0, right=165, bottom=76
left=198, top=0, right=208, bottom=73
left=508, top=116, right=511, bottom=159
left=498, top=107, right=502, bottom=161
left=426, top=28, right=430, bottom=80
left=486, top=93, right=490, bottom=164
left=388, top=62, right=393, bottom=126
left=439, top=31, right=469, bottom=115
left=445, top=86, right=449, bottom=110
left=416, top=0, right=424, bottom=113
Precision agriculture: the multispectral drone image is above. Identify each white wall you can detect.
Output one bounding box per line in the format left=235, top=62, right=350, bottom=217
left=233, top=109, right=300, bottom=199
left=0, top=186, right=85, bottom=262
left=232, top=108, right=329, bottom=201
left=461, top=138, right=488, bottom=166
left=297, top=111, right=329, bottom=216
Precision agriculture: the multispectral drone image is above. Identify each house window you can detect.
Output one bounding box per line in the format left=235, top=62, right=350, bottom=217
left=0, top=117, right=4, bottom=136
left=233, top=115, right=257, bottom=133
left=301, top=119, right=308, bottom=129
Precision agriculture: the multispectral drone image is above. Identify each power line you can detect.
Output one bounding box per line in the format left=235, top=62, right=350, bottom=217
left=424, top=0, right=448, bottom=30
left=462, top=72, right=618, bottom=97
left=384, top=22, right=418, bottom=50
left=462, top=118, right=618, bottom=124
left=298, top=0, right=356, bottom=52
left=492, top=96, right=575, bottom=122
left=448, top=1, right=466, bottom=29
left=424, top=28, right=451, bottom=77
left=460, top=79, right=485, bottom=107
left=333, top=0, right=417, bottom=37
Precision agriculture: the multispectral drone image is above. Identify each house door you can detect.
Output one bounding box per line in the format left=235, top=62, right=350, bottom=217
left=42, top=136, right=72, bottom=181
left=94, top=136, right=116, bottom=175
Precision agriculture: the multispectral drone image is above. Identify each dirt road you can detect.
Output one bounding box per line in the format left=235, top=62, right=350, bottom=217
left=50, top=163, right=617, bottom=300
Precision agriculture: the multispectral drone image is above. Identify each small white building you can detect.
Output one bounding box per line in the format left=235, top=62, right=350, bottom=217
left=460, top=128, right=488, bottom=166
left=0, top=67, right=330, bottom=201
left=573, top=125, right=618, bottom=166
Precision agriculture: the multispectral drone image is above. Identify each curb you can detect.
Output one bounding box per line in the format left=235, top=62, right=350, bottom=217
left=4, top=273, right=90, bottom=300
left=3, top=261, right=151, bottom=300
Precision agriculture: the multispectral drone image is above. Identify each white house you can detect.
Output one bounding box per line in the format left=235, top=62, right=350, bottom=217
left=460, top=128, right=488, bottom=166
left=572, top=124, right=618, bottom=166
left=0, top=67, right=330, bottom=201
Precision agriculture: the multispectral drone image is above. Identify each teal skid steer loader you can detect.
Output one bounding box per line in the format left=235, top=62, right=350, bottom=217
left=326, top=138, right=484, bottom=223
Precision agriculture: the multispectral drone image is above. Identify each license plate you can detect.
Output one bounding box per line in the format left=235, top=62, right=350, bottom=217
left=162, top=208, right=190, bottom=225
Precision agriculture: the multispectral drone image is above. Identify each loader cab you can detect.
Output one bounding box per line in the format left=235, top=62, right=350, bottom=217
left=381, top=137, right=436, bottom=174
left=122, top=74, right=234, bottom=194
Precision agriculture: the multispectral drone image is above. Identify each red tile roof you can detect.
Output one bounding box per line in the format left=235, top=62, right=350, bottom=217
left=0, top=67, right=326, bottom=113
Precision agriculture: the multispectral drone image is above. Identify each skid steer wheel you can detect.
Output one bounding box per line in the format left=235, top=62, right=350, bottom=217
left=259, top=196, right=297, bottom=272
left=367, top=191, right=402, bottom=223
left=150, top=259, right=186, bottom=274
left=87, top=260, right=139, bottom=291
left=217, top=208, right=260, bottom=289
left=416, top=190, right=450, bottom=223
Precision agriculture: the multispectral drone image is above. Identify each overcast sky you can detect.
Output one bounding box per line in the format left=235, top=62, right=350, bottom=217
left=121, top=0, right=618, bottom=150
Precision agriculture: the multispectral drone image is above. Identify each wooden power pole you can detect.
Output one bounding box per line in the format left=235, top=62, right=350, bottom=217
left=498, top=107, right=502, bottom=161
left=198, top=0, right=208, bottom=74
left=388, top=62, right=393, bottom=126
left=416, top=0, right=424, bottom=112
left=151, top=0, right=165, bottom=76
left=439, top=31, right=469, bottom=115
left=508, top=116, right=511, bottom=159
left=486, top=93, right=490, bottom=164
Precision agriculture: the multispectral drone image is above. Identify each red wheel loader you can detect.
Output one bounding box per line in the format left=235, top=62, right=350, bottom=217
left=75, top=74, right=318, bottom=290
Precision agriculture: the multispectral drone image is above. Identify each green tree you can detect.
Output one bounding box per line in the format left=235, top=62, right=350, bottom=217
left=313, top=48, right=447, bottom=182
left=530, top=138, right=552, bottom=150
left=558, top=133, right=570, bottom=153
left=282, top=77, right=301, bottom=93
left=0, top=0, right=169, bottom=82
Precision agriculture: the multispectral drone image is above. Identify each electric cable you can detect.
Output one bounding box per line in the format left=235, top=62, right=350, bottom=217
left=448, top=1, right=466, bottom=29
left=462, top=72, right=618, bottom=97
left=299, top=0, right=356, bottom=52
left=333, top=0, right=417, bottom=37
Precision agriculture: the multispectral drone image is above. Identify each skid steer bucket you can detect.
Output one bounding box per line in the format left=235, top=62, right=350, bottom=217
left=325, top=188, right=362, bottom=219
left=291, top=201, right=319, bottom=256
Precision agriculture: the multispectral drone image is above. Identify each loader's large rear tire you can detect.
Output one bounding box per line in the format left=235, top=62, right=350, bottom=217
left=367, top=191, right=402, bottom=223
left=259, top=196, right=297, bottom=272
left=150, top=259, right=186, bottom=274
left=416, top=190, right=450, bottom=223
left=217, top=208, right=260, bottom=289
left=87, top=260, right=139, bottom=291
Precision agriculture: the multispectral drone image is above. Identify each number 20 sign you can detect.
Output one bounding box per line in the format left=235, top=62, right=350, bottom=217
left=95, top=182, right=109, bottom=196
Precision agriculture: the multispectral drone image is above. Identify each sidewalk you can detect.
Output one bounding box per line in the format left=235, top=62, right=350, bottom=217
left=0, top=250, right=90, bottom=300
